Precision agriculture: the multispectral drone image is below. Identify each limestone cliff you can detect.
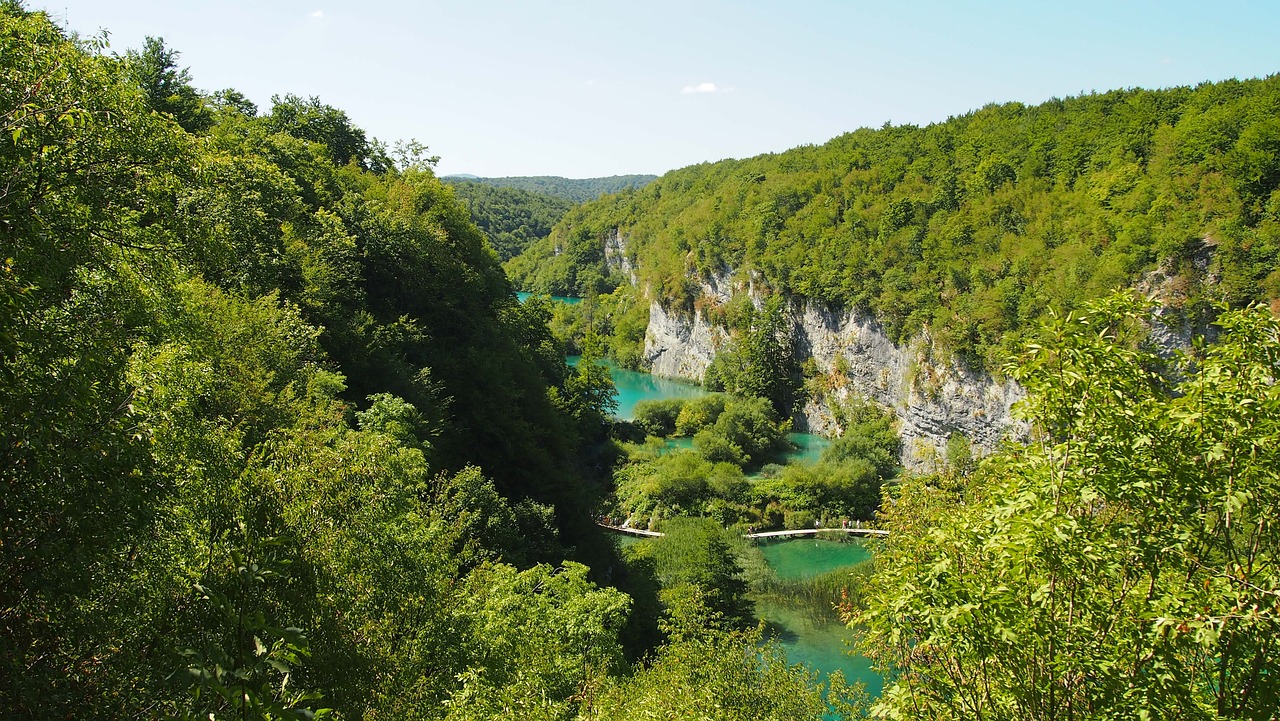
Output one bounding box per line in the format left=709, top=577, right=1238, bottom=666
left=788, top=301, right=1025, bottom=469
left=642, top=281, right=1025, bottom=470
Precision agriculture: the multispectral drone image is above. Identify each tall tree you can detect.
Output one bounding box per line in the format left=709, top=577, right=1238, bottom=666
left=124, top=36, right=212, bottom=133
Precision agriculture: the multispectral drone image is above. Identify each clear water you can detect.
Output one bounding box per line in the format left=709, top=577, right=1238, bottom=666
left=756, top=537, right=882, bottom=700
left=757, top=537, right=872, bottom=581
left=515, top=291, right=583, bottom=305
left=781, top=432, right=831, bottom=464
left=568, top=356, right=711, bottom=420
left=757, top=599, right=882, bottom=698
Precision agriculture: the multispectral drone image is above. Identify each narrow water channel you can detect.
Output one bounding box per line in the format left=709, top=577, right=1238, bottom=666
left=585, top=353, right=883, bottom=699
left=755, top=538, right=882, bottom=697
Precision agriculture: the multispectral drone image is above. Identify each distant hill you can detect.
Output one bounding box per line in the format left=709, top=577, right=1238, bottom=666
left=447, top=181, right=575, bottom=261
left=442, top=174, right=658, bottom=203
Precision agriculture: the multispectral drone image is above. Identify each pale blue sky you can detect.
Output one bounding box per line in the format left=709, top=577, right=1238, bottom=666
left=39, top=0, right=1280, bottom=178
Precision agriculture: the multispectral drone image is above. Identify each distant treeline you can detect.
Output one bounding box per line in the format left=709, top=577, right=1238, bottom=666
left=444, top=173, right=658, bottom=203
left=447, top=181, right=575, bottom=260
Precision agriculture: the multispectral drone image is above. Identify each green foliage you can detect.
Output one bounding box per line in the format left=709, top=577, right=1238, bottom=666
left=703, top=296, right=801, bottom=415
left=443, top=562, right=631, bottom=721
left=357, top=392, right=434, bottom=450
left=630, top=518, right=754, bottom=631
left=861, top=296, right=1280, bottom=719
left=176, top=526, right=328, bottom=721
left=752, top=460, right=881, bottom=522
left=631, top=397, right=686, bottom=437
left=552, top=331, right=618, bottom=432
left=448, top=180, right=574, bottom=260
left=0, top=10, right=649, bottom=718
left=583, top=620, right=860, bottom=721
left=694, top=394, right=788, bottom=467
left=516, top=77, right=1280, bottom=370
left=124, top=35, right=213, bottom=134
left=444, top=173, right=657, bottom=203
left=266, top=93, right=384, bottom=170
left=822, top=397, right=901, bottom=481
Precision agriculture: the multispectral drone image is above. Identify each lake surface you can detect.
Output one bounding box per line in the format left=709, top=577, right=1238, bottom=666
left=609, top=531, right=881, bottom=700
left=579, top=358, right=834, bottom=466
left=757, top=536, right=872, bottom=580
left=568, top=357, right=711, bottom=420
left=590, top=355, right=879, bottom=698
left=515, top=291, right=583, bottom=305
left=756, top=538, right=882, bottom=700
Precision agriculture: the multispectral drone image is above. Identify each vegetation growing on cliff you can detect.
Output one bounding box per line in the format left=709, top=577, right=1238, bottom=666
left=511, top=76, right=1280, bottom=370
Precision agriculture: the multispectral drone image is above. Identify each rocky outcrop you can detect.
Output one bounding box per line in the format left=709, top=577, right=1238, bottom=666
left=789, top=301, right=1025, bottom=470
left=641, top=270, right=1025, bottom=470
left=643, top=300, right=727, bottom=380
left=603, top=230, right=637, bottom=284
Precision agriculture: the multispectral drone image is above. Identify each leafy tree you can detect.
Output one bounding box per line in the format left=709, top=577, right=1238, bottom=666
left=266, top=94, right=376, bottom=169
left=860, top=296, right=1280, bottom=719
left=704, top=297, right=800, bottom=415
left=584, top=614, right=859, bottom=720
left=631, top=518, right=753, bottom=630
left=631, top=397, right=686, bottom=437
left=124, top=35, right=213, bottom=133
left=552, top=330, right=618, bottom=428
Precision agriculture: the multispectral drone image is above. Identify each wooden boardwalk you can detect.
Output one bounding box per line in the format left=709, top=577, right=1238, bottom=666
left=597, top=523, right=665, bottom=538
left=746, top=527, right=888, bottom=539
left=597, top=523, right=888, bottom=539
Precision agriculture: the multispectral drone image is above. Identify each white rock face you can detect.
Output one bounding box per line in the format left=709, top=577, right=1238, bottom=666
left=789, top=300, right=1025, bottom=470
left=603, top=230, right=637, bottom=284
left=641, top=282, right=1026, bottom=470
left=643, top=300, right=727, bottom=380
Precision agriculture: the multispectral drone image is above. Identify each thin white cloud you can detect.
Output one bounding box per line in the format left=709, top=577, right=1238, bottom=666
left=682, top=82, right=722, bottom=95
left=309, top=10, right=325, bottom=19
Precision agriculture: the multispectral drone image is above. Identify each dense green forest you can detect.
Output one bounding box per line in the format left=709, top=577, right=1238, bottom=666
left=0, top=8, right=852, bottom=719
left=508, top=76, right=1280, bottom=370
left=443, top=174, right=657, bottom=203
left=5, top=4, right=1280, bottom=720
left=446, top=181, right=574, bottom=261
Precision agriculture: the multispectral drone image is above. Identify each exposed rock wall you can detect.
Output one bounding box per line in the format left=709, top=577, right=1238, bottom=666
left=641, top=271, right=1025, bottom=470
left=789, top=301, right=1025, bottom=470
left=643, top=300, right=727, bottom=380
left=631, top=241, right=1218, bottom=471
left=603, top=229, right=637, bottom=284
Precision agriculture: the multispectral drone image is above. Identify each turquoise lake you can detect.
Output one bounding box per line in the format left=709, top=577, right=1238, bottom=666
left=515, top=290, right=583, bottom=305
left=593, top=357, right=880, bottom=698
left=755, top=538, right=881, bottom=698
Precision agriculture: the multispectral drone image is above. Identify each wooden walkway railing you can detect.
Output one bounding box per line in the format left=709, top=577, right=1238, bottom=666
left=596, top=523, right=888, bottom=539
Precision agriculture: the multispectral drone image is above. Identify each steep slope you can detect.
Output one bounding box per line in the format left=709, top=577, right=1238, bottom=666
left=515, top=76, right=1280, bottom=464
left=447, top=180, right=575, bottom=260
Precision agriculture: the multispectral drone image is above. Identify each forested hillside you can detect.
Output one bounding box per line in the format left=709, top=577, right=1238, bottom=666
left=0, top=8, right=848, bottom=719
left=444, top=173, right=657, bottom=203
left=509, top=77, right=1280, bottom=369
left=446, top=181, right=574, bottom=260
